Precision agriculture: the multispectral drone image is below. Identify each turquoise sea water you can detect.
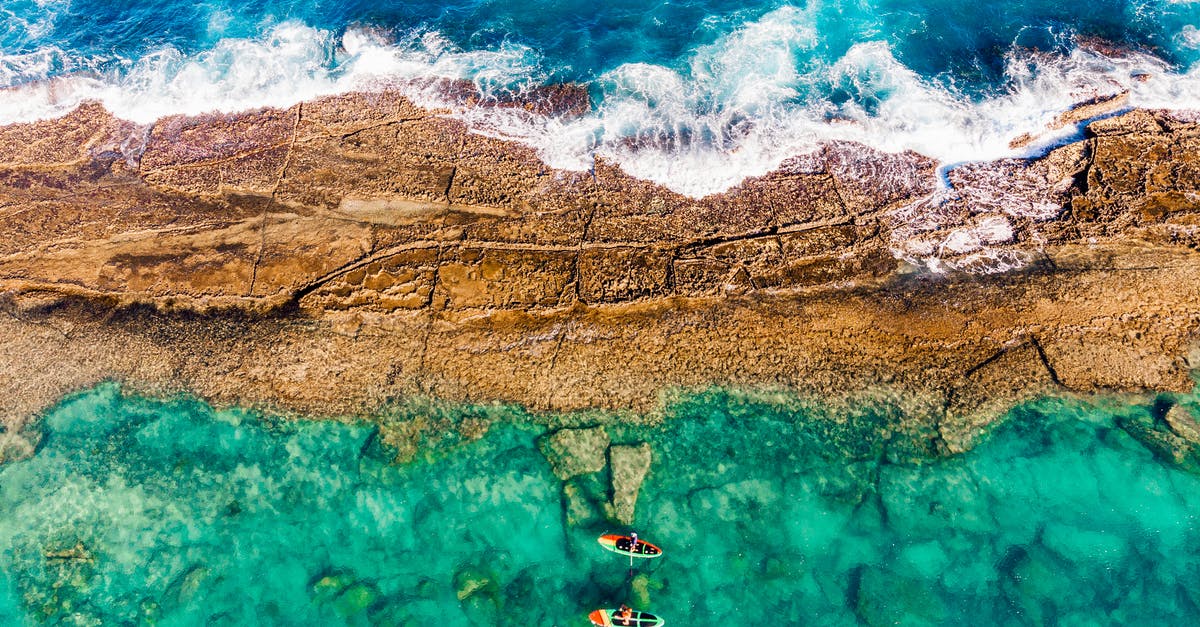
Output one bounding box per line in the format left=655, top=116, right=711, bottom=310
left=2, top=0, right=1198, bottom=194
left=3, top=383, right=1200, bottom=625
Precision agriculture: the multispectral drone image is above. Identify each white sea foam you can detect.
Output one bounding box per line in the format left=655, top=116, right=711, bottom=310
left=939, top=216, right=1016, bottom=255
left=438, top=7, right=1200, bottom=197
left=0, top=22, right=543, bottom=125
left=1, top=9, right=1199, bottom=201
left=1182, top=25, right=1200, bottom=48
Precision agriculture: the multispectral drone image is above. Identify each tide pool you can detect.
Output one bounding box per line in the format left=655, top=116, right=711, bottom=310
left=2, top=384, right=1200, bottom=625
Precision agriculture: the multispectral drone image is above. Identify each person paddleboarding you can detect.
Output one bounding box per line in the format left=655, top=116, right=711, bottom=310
left=588, top=606, right=665, bottom=626
left=597, top=532, right=662, bottom=558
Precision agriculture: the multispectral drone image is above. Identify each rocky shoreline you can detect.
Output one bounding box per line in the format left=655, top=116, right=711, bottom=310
left=1, top=92, right=1199, bottom=461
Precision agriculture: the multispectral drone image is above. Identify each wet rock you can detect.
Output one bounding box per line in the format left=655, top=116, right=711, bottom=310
left=606, top=443, right=652, bottom=525
left=427, top=78, right=591, bottom=118
left=943, top=341, right=1061, bottom=453
left=578, top=247, right=673, bottom=303
left=1085, top=108, right=1166, bottom=137
left=538, top=427, right=610, bottom=480
left=1051, top=92, right=1129, bottom=129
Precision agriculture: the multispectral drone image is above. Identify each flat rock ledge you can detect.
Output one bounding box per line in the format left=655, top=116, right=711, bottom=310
left=1, top=94, right=1199, bottom=460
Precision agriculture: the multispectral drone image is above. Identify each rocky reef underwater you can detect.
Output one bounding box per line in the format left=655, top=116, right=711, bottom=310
left=3, top=382, right=1200, bottom=625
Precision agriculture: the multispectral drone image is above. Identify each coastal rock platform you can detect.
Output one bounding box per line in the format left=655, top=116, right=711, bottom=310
left=1, top=93, right=1198, bottom=456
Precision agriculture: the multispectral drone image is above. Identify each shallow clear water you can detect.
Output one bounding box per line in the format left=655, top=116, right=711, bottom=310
left=3, top=384, right=1200, bottom=625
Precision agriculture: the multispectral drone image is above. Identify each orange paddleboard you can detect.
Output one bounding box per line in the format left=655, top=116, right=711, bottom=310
left=597, top=534, right=662, bottom=558
left=588, top=608, right=665, bottom=626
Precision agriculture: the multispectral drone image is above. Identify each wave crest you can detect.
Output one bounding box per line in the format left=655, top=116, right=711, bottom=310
left=1, top=9, right=1198, bottom=198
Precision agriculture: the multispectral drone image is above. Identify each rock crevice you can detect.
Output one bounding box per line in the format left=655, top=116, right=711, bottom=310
left=0, top=94, right=1198, bottom=450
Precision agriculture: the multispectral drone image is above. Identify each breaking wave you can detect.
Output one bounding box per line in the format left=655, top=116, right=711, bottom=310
left=1, top=4, right=1199, bottom=196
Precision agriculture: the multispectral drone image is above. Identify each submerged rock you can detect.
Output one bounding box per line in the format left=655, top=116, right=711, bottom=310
left=1120, top=413, right=1196, bottom=464
left=310, top=571, right=358, bottom=604
left=854, top=568, right=947, bottom=626
left=41, top=543, right=92, bottom=564
left=454, top=565, right=502, bottom=626
left=630, top=573, right=664, bottom=608
left=538, top=427, right=610, bottom=480
left=309, top=569, right=382, bottom=618
left=606, top=443, right=652, bottom=525
left=999, top=545, right=1062, bottom=624
left=6, top=381, right=1200, bottom=624
left=1041, top=522, right=1128, bottom=565
left=0, top=429, right=39, bottom=466
left=1164, top=404, right=1200, bottom=444
left=163, top=565, right=208, bottom=610
left=334, top=582, right=380, bottom=617
left=1117, top=411, right=1200, bottom=474
left=453, top=566, right=498, bottom=602
left=562, top=477, right=605, bottom=527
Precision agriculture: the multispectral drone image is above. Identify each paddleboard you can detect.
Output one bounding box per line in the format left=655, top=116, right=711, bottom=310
left=598, top=534, right=662, bottom=558
left=588, top=608, right=665, bottom=627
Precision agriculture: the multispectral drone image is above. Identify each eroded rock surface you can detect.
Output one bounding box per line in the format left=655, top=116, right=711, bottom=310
left=1, top=94, right=1199, bottom=453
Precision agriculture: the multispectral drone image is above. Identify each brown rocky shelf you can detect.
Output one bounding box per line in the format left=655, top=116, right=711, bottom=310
left=1, top=92, right=1198, bottom=459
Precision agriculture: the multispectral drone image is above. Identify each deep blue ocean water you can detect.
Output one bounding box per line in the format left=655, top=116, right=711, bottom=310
left=2, top=0, right=1198, bottom=193
left=4, top=0, right=1200, bottom=87
left=3, top=384, right=1200, bottom=624
left=4, top=0, right=1195, bottom=87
